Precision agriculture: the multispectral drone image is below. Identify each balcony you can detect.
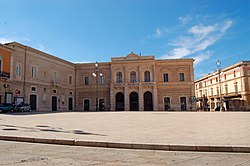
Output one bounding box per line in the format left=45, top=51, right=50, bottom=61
left=51, top=81, right=61, bottom=87
left=0, top=72, right=10, bottom=80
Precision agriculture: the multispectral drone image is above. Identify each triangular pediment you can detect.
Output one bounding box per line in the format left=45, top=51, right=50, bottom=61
left=126, top=52, right=140, bottom=60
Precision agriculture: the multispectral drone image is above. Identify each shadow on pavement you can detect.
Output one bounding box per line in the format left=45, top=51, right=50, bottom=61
left=0, top=124, right=106, bottom=136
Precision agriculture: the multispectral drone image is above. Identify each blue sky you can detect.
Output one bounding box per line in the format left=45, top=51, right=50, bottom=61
left=0, top=0, right=249, bottom=79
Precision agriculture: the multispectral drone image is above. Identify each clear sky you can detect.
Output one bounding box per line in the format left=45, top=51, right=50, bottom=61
left=0, top=0, right=249, bottom=79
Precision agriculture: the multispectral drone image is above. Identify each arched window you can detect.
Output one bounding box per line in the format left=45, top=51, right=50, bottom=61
left=130, top=71, right=136, bottom=83
left=16, top=64, right=21, bottom=76
left=144, top=71, right=150, bottom=82
left=116, top=72, right=122, bottom=83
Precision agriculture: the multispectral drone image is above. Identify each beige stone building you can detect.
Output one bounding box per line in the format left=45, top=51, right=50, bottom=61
left=76, top=52, right=195, bottom=111
left=195, top=61, right=250, bottom=111
left=3, top=42, right=195, bottom=111
left=5, top=42, right=75, bottom=111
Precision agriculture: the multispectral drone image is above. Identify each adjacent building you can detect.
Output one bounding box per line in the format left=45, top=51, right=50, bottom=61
left=195, top=61, right=250, bottom=111
left=1, top=42, right=195, bottom=111
left=5, top=42, right=75, bottom=111
left=0, top=43, right=13, bottom=104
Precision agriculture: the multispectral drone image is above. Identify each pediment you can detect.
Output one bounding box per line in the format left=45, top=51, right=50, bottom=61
left=126, top=52, right=140, bottom=60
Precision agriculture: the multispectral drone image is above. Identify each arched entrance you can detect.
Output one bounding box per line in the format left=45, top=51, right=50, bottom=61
left=144, top=91, right=153, bottom=111
left=116, top=92, right=124, bottom=111
left=130, top=92, right=139, bottom=111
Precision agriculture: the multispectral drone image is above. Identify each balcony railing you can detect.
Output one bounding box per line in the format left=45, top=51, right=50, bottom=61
left=0, top=72, right=10, bottom=79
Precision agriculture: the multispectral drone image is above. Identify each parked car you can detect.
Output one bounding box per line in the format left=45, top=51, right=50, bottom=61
left=215, top=106, right=225, bottom=111
left=0, top=104, right=15, bottom=113
left=14, top=103, right=31, bottom=112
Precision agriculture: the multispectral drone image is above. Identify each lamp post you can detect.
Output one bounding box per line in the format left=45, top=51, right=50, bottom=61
left=92, top=62, right=102, bottom=111
left=216, top=60, right=223, bottom=112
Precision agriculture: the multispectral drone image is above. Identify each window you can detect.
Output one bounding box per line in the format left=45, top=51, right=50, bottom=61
left=224, top=74, right=227, bottom=80
left=216, top=77, right=218, bottom=82
left=179, top=73, right=184, bottom=82
left=225, top=84, right=228, bottom=95
left=234, top=71, right=236, bottom=77
left=204, top=81, right=206, bottom=87
left=53, top=89, right=57, bottom=94
left=217, top=87, right=219, bottom=96
left=16, top=64, right=21, bottom=76
left=144, top=71, right=150, bottom=82
left=211, top=88, right=213, bottom=97
left=31, top=66, right=37, bottom=78
left=163, top=73, right=168, bottom=82
left=69, top=76, right=73, bottom=85
left=84, top=76, right=89, bottom=85
left=100, top=76, right=104, bottom=85
left=31, top=86, right=36, bottom=91
left=234, top=82, right=238, bottom=93
left=116, top=72, right=122, bottom=83
left=51, top=71, right=57, bottom=81
left=199, top=82, right=202, bottom=88
left=130, top=71, right=136, bottom=83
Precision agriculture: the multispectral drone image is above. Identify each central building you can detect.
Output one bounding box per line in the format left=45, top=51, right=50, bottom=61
left=76, top=52, right=194, bottom=111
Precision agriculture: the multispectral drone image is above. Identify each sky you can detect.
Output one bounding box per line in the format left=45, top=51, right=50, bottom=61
left=0, top=0, right=249, bottom=79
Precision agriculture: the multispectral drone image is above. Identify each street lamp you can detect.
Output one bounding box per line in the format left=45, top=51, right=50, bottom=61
left=92, top=62, right=102, bottom=111
left=216, top=60, right=223, bottom=112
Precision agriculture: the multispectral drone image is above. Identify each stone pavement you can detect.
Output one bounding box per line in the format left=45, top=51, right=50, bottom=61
left=1, top=140, right=250, bottom=166
left=0, top=112, right=250, bottom=152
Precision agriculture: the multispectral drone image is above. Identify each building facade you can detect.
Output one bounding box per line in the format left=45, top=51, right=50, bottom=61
left=0, top=43, right=13, bottom=105
left=5, top=42, right=75, bottom=111
left=195, top=61, right=250, bottom=111
left=2, top=42, right=195, bottom=111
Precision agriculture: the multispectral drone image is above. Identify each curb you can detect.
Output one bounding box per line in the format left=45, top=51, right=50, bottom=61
left=0, top=135, right=250, bottom=153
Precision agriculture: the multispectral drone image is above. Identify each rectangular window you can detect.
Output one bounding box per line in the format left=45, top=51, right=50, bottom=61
left=84, top=76, right=89, bottom=85
left=163, top=73, right=168, bottom=82
left=69, top=76, right=72, bottom=85
left=225, top=85, right=228, bottom=95
left=211, top=88, right=213, bottom=97
left=100, top=76, right=104, bottom=85
left=51, top=71, right=57, bottom=81
left=217, top=87, right=219, bottom=96
left=179, top=73, right=184, bottom=82
left=31, top=66, right=36, bottom=78
left=234, top=82, right=238, bottom=93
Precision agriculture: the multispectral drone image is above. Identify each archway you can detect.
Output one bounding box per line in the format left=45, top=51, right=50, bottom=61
left=144, top=91, right=153, bottom=111
left=116, top=92, right=124, bottom=111
left=130, top=92, right=139, bottom=111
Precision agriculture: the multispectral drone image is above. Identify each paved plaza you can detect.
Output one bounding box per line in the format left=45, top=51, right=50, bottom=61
left=0, top=112, right=250, bottom=149
left=1, top=140, right=250, bottom=166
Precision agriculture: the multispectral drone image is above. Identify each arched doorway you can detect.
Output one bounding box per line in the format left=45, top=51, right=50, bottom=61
left=144, top=91, right=153, bottom=111
left=116, top=92, right=124, bottom=111
left=130, top=92, right=139, bottom=111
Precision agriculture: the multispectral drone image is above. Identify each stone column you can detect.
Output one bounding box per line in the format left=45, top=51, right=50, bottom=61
left=124, top=85, right=129, bottom=111
left=139, top=84, right=143, bottom=111
left=153, top=84, right=158, bottom=111
left=110, top=86, right=115, bottom=111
